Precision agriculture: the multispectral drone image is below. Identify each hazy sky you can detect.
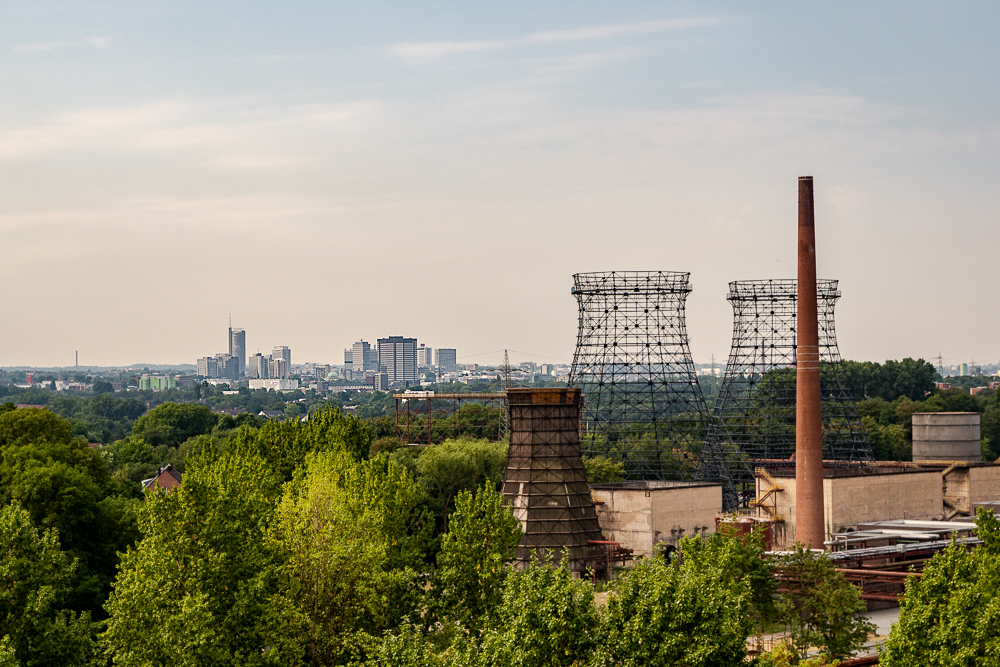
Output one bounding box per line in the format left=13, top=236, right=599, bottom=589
left=2, top=2, right=998, bottom=369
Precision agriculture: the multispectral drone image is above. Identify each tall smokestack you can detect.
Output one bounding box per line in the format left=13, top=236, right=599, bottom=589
left=795, top=176, right=825, bottom=549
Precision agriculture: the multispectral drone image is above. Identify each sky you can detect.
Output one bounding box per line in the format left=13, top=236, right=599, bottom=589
left=1, top=1, right=998, bottom=369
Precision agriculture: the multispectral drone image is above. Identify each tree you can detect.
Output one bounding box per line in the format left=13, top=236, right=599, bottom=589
left=100, top=446, right=286, bottom=666
left=773, top=547, right=874, bottom=661
left=596, top=534, right=754, bottom=666
left=0, top=408, right=74, bottom=450
left=267, top=451, right=432, bottom=665
left=91, top=380, right=113, bottom=395
left=131, top=403, right=218, bottom=448
left=880, top=508, right=1000, bottom=665
left=0, top=503, right=95, bottom=667
left=476, top=557, right=598, bottom=667
left=583, top=456, right=625, bottom=484
left=432, top=487, right=521, bottom=633
left=414, top=438, right=507, bottom=530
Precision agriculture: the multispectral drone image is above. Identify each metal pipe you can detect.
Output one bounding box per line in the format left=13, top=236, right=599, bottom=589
left=796, top=176, right=826, bottom=550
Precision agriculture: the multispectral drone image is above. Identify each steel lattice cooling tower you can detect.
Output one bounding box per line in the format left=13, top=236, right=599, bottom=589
left=714, top=278, right=872, bottom=501
left=568, top=271, right=721, bottom=486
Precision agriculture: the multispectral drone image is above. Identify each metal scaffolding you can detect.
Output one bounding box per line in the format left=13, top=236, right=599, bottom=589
left=714, top=279, right=872, bottom=502
left=394, top=392, right=506, bottom=444
left=568, top=271, right=724, bottom=488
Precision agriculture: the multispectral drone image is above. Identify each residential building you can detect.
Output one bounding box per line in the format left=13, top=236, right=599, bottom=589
left=377, top=336, right=418, bottom=385
left=269, top=357, right=288, bottom=379
left=272, top=346, right=292, bottom=377
left=230, top=327, right=246, bottom=377
left=437, top=348, right=458, bottom=373
left=141, top=464, right=182, bottom=492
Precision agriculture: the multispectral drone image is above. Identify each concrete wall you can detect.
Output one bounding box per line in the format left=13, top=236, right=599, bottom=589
left=913, top=412, right=981, bottom=462
left=969, top=465, right=1000, bottom=505
left=762, top=470, right=942, bottom=550
left=592, top=482, right=722, bottom=558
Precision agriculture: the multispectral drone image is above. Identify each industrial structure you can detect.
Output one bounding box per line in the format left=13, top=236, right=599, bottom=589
left=394, top=391, right=506, bottom=444
left=501, top=388, right=606, bottom=573
left=712, top=278, right=871, bottom=501
left=568, top=271, right=724, bottom=488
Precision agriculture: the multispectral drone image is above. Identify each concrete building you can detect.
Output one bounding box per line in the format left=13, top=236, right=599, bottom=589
left=912, top=412, right=982, bottom=462
left=138, top=374, right=176, bottom=391
left=417, top=344, right=433, bottom=367
left=214, top=353, right=240, bottom=381
left=272, top=346, right=291, bottom=377
left=758, top=468, right=947, bottom=550
left=247, top=352, right=269, bottom=379
left=591, top=481, right=723, bottom=558
left=377, top=336, right=418, bottom=385
left=269, top=357, right=288, bottom=379
left=351, top=341, right=378, bottom=372
left=230, top=327, right=246, bottom=377
left=248, top=378, right=299, bottom=391
left=196, top=356, right=218, bottom=378
left=437, top=348, right=457, bottom=373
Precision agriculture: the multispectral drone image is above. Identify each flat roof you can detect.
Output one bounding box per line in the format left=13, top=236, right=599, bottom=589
left=590, top=480, right=721, bottom=491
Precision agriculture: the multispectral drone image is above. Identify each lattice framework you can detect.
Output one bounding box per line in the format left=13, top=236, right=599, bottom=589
left=714, top=279, right=872, bottom=500
left=568, top=271, right=726, bottom=491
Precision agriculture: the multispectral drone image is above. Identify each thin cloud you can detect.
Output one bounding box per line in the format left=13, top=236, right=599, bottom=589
left=387, top=16, right=732, bottom=62
left=14, top=36, right=110, bottom=53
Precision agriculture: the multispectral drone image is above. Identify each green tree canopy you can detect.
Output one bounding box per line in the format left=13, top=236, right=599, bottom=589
left=881, top=508, right=1000, bottom=665
left=130, top=403, right=218, bottom=447
left=0, top=503, right=95, bottom=667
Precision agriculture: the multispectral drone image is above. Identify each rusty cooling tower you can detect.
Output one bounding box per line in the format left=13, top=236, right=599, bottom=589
left=796, top=176, right=825, bottom=549
left=501, top=387, right=604, bottom=571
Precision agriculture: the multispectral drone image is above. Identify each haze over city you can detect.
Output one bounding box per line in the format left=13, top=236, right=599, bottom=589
left=2, top=2, right=998, bottom=368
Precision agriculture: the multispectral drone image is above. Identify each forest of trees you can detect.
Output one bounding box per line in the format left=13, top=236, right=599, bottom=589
left=3, top=376, right=1000, bottom=663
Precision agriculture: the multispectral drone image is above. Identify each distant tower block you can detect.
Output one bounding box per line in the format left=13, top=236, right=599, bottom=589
left=501, top=388, right=604, bottom=572
left=568, top=271, right=717, bottom=483
left=714, top=279, right=871, bottom=497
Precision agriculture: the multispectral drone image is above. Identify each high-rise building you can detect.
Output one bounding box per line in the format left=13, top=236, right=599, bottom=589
left=272, top=346, right=291, bottom=378
left=351, top=341, right=378, bottom=372
left=229, top=328, right=246, bottom=378
left=269, top=357, right=288, bottom=379
left=248, top=353, right=269, bottom=379
left=197, top=356, right=218, bottom=378
left=344, top=349, right=353, bottom=365
left=437, top=348, right=458, bottom=373
left=377, top=336, right=418, bottom=385
left=417, top=344, right=433, bottom=367
left=214, top=353, right=240, bottom=382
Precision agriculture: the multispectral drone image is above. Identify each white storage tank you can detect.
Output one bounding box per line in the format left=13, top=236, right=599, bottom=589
left=912, top=412, right=981, bottom=462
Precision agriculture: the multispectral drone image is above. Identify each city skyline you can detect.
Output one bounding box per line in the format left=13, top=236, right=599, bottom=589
left=2, top=3, right=999, bottom=368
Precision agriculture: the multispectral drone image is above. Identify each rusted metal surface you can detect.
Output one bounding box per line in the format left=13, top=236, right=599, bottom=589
left=393, top=392, right=506, bottom=444
left=501, top=388, right=605, bottom=572
left=796, top=175, right=826, bottom=550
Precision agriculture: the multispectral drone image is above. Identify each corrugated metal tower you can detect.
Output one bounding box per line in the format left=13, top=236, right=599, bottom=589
left=501, top=387, right=604, bottom=572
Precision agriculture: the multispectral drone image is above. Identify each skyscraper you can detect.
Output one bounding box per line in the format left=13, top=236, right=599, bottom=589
left=436, top=348, right=457, bottom=373
left=417, top=344, right=433, bottom=367
left=230, top=328, right=246, bottom=378
left=377, top=337, right=418, bottom=385
left=351, top=341, right=377, bottom=372
left=272, top=346, right=291, bottom=377
left=248, top=352, right=269, bottom=379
